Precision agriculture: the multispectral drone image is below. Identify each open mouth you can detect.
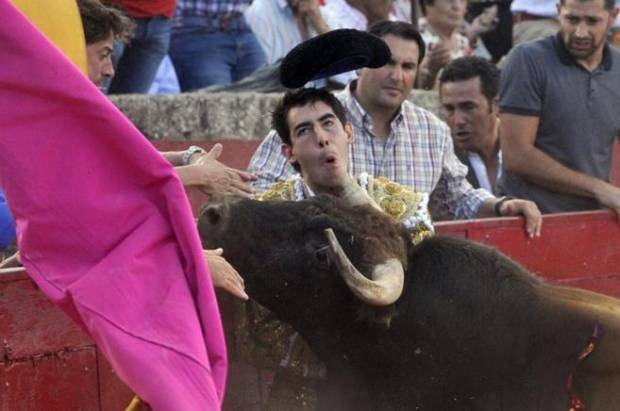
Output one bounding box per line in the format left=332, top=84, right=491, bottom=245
left=324, top=154, right=337, bottom=164
left=321, top=152, right=339, bottom=167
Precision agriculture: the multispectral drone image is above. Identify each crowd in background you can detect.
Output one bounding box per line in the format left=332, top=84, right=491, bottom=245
left=100, top=0, right=620, bottom=94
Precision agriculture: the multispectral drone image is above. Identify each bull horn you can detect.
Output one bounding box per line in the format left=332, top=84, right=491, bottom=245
left=324, top=228, right=404, bottom=306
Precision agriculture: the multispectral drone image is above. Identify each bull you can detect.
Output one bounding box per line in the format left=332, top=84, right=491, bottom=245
left=198, top=195, right=620, bottom=410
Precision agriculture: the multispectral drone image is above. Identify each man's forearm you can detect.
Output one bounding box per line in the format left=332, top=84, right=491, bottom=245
left=505, top=144, right=608, bottom=199
left=160, top=151, right=185, bottom=167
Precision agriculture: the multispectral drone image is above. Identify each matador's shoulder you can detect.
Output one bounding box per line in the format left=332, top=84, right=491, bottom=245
left=366, top=176, right=434, bottom=245
left=258, top=179, right=298, bottom=202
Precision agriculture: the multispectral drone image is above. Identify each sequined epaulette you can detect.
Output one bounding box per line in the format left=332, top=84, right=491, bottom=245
left=258, top=180, right=297, bottom=201
left=368, top=176, right=434, bottom=246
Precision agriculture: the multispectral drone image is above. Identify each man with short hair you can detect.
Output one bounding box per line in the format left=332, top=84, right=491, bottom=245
left=499, top=0, right=620, bottom=216
left=78, top=0, right=134, bottom=89
left=262, top=87, right=434, bottom=243
left=250, top=20, right=542, bottom=237
left=439, top=56, right=502, bottom=194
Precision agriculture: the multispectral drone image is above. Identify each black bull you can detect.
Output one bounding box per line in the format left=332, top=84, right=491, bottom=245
left=198, top=196, right=620, bottom=410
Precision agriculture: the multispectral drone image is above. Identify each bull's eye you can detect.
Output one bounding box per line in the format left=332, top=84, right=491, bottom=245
left=314, top=244, right=330, bottom=265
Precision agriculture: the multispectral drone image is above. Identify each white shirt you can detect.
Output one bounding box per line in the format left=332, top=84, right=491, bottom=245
left=510, top=0, right=558, bottom=17
left=391, top=0, right=412, bottom=23
left=322, top=0, right=368, bottom=30
left=244, top=0, right=324, bottom=65
left=467, top=151, right=502, bottom=194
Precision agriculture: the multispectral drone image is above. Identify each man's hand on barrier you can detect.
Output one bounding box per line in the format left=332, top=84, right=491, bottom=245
left=498, top=198, right=543, bottom=238
left=594, top=182, right=620, bottom=221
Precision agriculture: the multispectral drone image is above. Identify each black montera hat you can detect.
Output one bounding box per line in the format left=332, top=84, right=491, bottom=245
left=279, top=29, right=391, bottom=89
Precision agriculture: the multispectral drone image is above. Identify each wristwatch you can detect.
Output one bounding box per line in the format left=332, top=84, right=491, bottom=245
left=494, top=196, right=513, bottom=216
left=182, top=145, right=205, bottom=165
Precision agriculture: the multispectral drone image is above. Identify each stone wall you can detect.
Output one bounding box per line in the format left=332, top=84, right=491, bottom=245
left=110, top=90, right=442, bottom=141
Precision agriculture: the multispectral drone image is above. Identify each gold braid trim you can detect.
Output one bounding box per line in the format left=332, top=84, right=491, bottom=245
left=367, top=177, right=434, bottom=246
left=257, top=180, right=297, bottom=201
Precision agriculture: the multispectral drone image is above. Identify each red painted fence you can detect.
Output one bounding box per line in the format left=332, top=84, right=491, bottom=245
left=1, top=139, right=619, bottom=410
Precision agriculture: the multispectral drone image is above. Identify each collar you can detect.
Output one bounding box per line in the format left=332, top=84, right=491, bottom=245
left=553, top=33, right=613, bottom=71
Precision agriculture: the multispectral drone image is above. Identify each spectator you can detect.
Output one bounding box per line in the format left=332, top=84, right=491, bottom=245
left=169, top=0, right=267, bottom=91
left=467, top=0, right=513, bottom=62
left=79, top=0, right=133, bottom=89
left=105, top=0, right=176, bottom=94
left=499, top=0, right=620, bottom=216
left=439, top=56, right=501, bottom=194
left=249, top=20, right=542, bottom=236
left=417, top=0, right=496, bottom=89
left=511, top=0, right=559, bottom=46
left=244, top=0, right=331, bottom=65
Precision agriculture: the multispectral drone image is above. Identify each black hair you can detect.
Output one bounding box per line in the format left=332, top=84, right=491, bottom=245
left=272, top=88, right=348, bottom=172
left=368, top=20, right=426, bottom=64
left=78, top=0, right=134, bottom=44
left=439, top=56, right=500, bottom=106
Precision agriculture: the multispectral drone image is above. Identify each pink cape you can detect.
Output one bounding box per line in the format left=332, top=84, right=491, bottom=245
left=0, top=1, right=227, bottom=409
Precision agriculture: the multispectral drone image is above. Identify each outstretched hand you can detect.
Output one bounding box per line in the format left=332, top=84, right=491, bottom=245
left=204, top=248, right=248, bottom=300
left=188, top=143, right=257, bottom=197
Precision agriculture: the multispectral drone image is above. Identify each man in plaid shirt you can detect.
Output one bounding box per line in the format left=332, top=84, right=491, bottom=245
left=249, top=20, right=542, bottom=236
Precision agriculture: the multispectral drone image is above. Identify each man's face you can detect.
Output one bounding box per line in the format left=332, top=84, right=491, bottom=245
left=425, top=0, right=467, bottom=32
left=440, top=77, right=498, bottom=154
left=282, top=101, right=354, bottom=192
left=356, top=34, right=419, bottom=113
left=86, top=31, right=115, bottom=88
left=557, top=0, right=619, bottom=62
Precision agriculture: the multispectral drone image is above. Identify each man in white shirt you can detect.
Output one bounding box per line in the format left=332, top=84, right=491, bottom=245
left=439, top=56, right=502, bottom=195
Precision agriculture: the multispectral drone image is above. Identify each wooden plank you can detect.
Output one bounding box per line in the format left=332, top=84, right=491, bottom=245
left=0, top=348, right=99, bottom=411
left=97, top=355, right=134, bottom=411
left=436, top=210, right=620, bottom=297
left=0, top=278, right=92, bottom=360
